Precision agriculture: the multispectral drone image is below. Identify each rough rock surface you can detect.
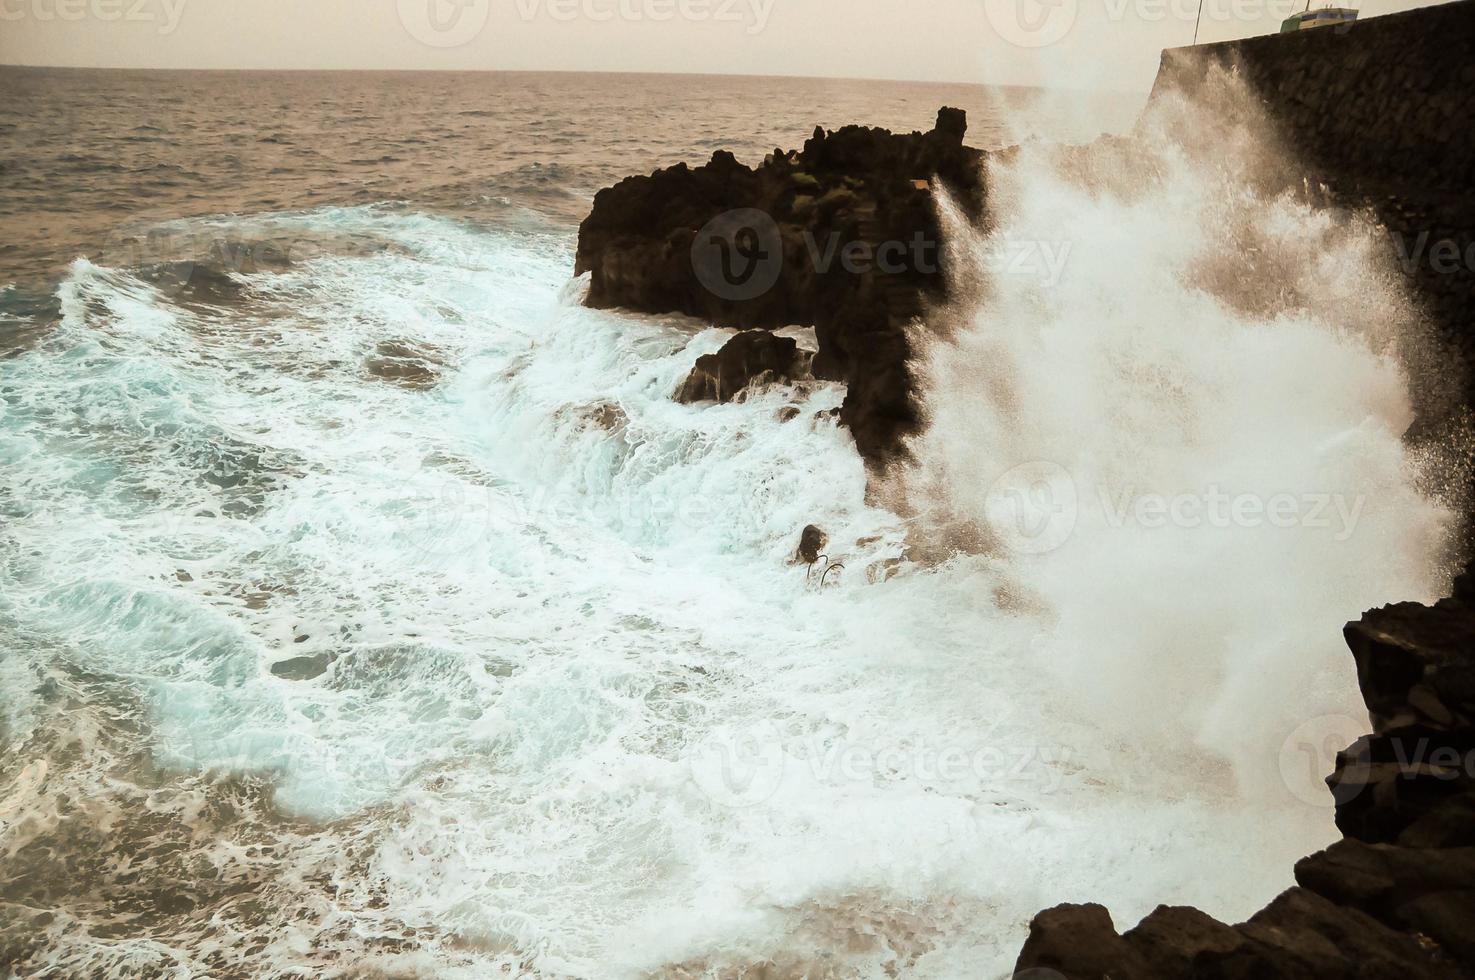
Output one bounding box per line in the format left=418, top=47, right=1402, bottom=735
left=576, top=107, right=985, bottom=468
left=1013, top=565, right=1475, bottom=979
left=674, top=329, right=811, bottom=404
left=794, top=524, right=828, bottom=565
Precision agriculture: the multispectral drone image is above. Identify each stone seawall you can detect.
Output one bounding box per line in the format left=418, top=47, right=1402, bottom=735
left=1148, top=0, right=1475, bottom=408
left=1151, top=1, right=1475, bottom=192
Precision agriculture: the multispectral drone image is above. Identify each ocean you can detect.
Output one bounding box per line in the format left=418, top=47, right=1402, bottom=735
left=0, top=66, right=1460, bottom=977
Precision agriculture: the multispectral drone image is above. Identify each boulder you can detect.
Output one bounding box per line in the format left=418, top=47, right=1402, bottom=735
left=365, top=339, right=441, bottom=389
left=675, top=330, right=810, bottom=404
left=1344, top=601, right=1475, bottom=733
left=1014, top=903, right=1154, bottom=979
left=1015, top=890, right=1463, bottom=979
left=1328, top=729, right=1475, bottom=844
left=1296, top=839, right=1475, bottom=967
left=795, top=524, right=828, bottom=565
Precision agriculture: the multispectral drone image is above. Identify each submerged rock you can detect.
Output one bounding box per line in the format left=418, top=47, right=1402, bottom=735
left=794, top=524, right=828, bottom=565
left=269, top=652, right=336, bottom=681
left=365, top=339, right=441, bottom=389
left=580, top=401, right=627, bottom=431
left=675, top=330, right=811, bottom=404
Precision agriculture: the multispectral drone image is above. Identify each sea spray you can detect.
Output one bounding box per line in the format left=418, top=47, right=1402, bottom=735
left=899, top=67, right=1465, bottom=811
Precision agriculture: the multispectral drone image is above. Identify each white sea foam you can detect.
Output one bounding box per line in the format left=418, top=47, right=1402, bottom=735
left=0, top=77, right=1464, bottom=977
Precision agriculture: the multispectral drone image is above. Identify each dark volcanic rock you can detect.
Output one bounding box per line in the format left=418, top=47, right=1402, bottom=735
left=269, top=652, right=336, bottom=681
left=1329, top=589, right=1475, bottom=845
left=1014, top=903, right=1154, bottom=978
left=1328, top=727, right=1475, bottom=845
left=675, top=330, right=810, bottom=404
left=1015, top=889, right=1462, bottom=979
left=1296, top=839, right=1475, bottom=967
left=1344, top=601, right=1475, bottom=734
left=576, top=107, right=985, bottom=468
left=794, top=524, right=828, bottom=565
left=1014, top=561, right=1475, bottom=979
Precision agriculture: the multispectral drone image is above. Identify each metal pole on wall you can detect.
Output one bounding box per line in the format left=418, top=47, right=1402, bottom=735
left=1193, top=0, right=1205, bottom=43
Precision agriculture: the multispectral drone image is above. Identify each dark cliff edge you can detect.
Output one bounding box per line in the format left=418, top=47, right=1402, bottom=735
left=574, top=108, right=985, bottom=468
left=1013, top=5, right=1475, bottom=977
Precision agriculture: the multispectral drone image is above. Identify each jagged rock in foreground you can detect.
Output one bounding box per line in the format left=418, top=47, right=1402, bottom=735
left=674, top=329, right=812, bottom=404
left=575, top=107, right=985, bottom=467
left=1014, top=567, right=1475, bottom=979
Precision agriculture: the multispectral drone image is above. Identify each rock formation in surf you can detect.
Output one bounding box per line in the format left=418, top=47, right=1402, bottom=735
left=1015, top=565, right=1475, bottom=979
left=575, top=107, right=985, bottom=468
left=577, top=3, right=1475, bottom=476
left=674, top=329, right=812, bottom=404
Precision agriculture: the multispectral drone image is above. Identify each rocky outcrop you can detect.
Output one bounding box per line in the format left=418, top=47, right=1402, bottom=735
left=1013, top=568, right=1475, bottom=979
left=576, top=107, right=985, bottom=468
left=674, top=330, right=811, bottom=404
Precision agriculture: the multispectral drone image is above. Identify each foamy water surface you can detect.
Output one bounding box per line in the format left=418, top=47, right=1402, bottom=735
left=0, top=68, right=1464, bottom=978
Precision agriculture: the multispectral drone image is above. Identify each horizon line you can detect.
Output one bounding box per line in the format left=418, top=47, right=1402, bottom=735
left=0, top=61, right=1153, bottom=96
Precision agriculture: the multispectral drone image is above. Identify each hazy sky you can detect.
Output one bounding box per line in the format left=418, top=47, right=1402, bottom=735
left=0, top=0, right=1449, bottom=90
